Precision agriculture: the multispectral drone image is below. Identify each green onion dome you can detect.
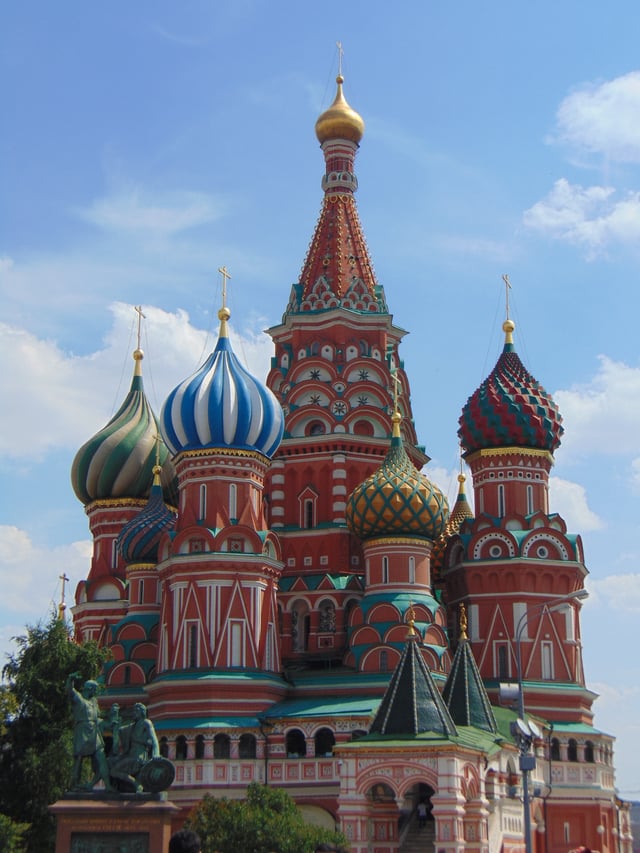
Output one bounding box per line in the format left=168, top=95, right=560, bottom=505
left=71, top=348, right=175, bottom=505
left=346, top=412, right=449, bottom=541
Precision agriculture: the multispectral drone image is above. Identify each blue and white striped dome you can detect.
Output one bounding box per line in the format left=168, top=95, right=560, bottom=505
left=160, top=308, right=284, bottom=458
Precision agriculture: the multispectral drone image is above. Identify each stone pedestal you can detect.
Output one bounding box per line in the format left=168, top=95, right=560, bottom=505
left=50, top=794, right=180, bottom=852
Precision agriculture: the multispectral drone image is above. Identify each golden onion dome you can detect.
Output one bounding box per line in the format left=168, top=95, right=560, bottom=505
left=315, top=75, right=365, bottom=145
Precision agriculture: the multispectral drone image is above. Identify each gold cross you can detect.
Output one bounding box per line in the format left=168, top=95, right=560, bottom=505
left=134, top=305, right=146, bottom=350
left=58, top=573, right=70, bottom=620
left=218, top=266, right=232, bottom=309
left=502, top=274, right=512, bottom=321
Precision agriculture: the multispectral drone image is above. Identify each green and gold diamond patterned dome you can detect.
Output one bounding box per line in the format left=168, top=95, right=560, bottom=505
left=346, top=412, right=449, bottom=541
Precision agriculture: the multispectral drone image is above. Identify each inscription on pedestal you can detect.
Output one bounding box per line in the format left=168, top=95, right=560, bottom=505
left=70, top=831, right=149, bottom=852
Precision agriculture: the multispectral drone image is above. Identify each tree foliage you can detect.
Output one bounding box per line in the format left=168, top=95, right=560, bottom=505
left=0, top=613, right=110, bottom=853
left=186, top=782, right=348, bottom=853
left=0, top=813, right=29, bottom=853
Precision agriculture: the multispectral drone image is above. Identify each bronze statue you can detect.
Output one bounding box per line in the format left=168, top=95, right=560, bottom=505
left=109, top=702, right=160, bottom=793
left=66, top=672, right=113, bottom=791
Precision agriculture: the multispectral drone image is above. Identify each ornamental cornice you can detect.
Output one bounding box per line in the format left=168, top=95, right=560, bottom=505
left=125, top=563, right=157, bottom=573
left=87, top=498, right=147, bottom=511
left=465, top=447, right=553, bottom=463
left=175, top=447, right=267, bottom=462
left=363, top=535, right=433, bottom=547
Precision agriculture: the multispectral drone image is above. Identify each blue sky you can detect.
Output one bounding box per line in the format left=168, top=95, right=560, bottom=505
left=3, top=2, right=640, bottom=796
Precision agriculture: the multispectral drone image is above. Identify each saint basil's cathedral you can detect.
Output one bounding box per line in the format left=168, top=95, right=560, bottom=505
left=69, top=72, right=631, bottom=853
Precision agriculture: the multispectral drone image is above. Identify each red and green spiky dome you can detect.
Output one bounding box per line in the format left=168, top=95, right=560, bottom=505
left=458, top=320, right=563, bottom=455
left=346, top=414, right=449, bottom=541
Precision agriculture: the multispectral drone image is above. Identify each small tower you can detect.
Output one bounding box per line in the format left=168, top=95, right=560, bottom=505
left=447, top=292, right=589, bottom=723
left=149, top=274, right=287, bottom=722
left=345, top=410, right=450, bottom=673
left=265, top=74, right=427, bottom=667
left=70, top=317, right=175, bottom=647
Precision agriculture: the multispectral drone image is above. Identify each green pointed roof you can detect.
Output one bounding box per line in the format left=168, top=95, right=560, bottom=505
left=369, top=638, right=457, bottom=737
left=442, top=638, right=497, bottom=734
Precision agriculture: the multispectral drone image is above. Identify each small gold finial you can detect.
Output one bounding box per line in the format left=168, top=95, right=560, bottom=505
left=152, top=434, right=162, bottom=485
left=58, top=573, right=70, bottom=621
left=217, top=266, right=232, bottom=337
left=501, top=275, right=515, bottom=345
left=133, top=305, right=146, bottom=375
left=406, top=602, right=418, bottom=639
left=459, top=603, right=468, bottom=641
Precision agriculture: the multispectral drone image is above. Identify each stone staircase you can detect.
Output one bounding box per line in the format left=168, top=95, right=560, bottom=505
left=400, top=815, right=435, bottom=852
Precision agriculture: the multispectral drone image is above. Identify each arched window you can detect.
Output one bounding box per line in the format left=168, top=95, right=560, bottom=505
left=314, top=728, right=335, bottom=757
left=195, top=734, right=205, bottom=759
left=175, top=735, right=188, bottom=761
left=304, top=499, right=314, bottom=529
left=214, top=733, right=230, bottom=759
left=550, top=737, right=561, bottom=760
left=568, top=738, right=578, bottom=762
left=584, top=741, right=595, bottom=763
left=309, top=421, right=325, bottom=436
left=239, top=733, right=257, bottom=759
left=286, top=729, right=306, bottom=758
left=159, top=737, right=169, bottom=758
left=380, top=649, right=389, bottom=671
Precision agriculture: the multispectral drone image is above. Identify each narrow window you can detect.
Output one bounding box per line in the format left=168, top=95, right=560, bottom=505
left=526, top=484, right=534, bottom=515
left=564, top=822, right=571, bottom=844
left=568, top=738, right=578, bottom=762
left=229, top=483, right=237, bottom=520
left=541, top=641, right=554, bottom=680
left=479, top=488, right=485, bottom=513
left=304, top=499, right=314, bottom=529
left=585, top=741, right=595, bottom=763
left=497, top=484, right=505, bottom=518
left=230, top=621, right=244, bottom=666
left=188, top=623, right=198, bottom=669
left=469, top=604, right=480, bottom=641
left=380, top=650, right=388, bottom=672
left=195, top=735, right=205, bottom=759
left=496, top=643, right=509, bottom=679
left=382, top=556, right=389, bottom=584
left=199, top=484, right=207, bottom=521
left=111, top=539, right=118, bottom=570
left=513, top=602, right=528, bottom=640
left=565, top=606, right=575, bottom=641
left=551, top=738, right=561, bottom=760
left=175, top=735, right=188, bottom=761
left=239, top=733, right=257, bottom=759
left=138, top=579, right=144, bottom=605
left=408, top=556, right=415, bottom=584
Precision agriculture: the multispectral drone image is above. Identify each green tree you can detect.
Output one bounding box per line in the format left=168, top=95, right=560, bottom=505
left=0, top=613, right=110, bottom=853
left=186, top=782, right=348, bottom=853
left=0, top=813, right=29, bottom=853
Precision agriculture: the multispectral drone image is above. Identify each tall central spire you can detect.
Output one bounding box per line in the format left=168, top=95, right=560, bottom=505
left=291, top=75, right=384, bottom=313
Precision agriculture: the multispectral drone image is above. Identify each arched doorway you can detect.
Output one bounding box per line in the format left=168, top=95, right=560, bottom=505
left=400, top=782, right=435, bottom=852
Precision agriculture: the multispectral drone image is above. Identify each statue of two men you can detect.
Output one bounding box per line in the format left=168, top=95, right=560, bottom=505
left=66, top=673, right=161, bottom=794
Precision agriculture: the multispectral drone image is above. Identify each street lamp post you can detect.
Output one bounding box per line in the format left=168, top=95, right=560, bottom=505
left=513, top=589, right=588, bottom=853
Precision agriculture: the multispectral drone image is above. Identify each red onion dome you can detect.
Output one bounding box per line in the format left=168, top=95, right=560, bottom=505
left=458, top=320, right=563, bottom=455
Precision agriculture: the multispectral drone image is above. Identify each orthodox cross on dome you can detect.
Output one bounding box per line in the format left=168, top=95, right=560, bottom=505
left=218, top=265, right=232, bottom=309
left=336, top=40, right=344, bottom=76
left=58, top=573, right=70, bottom=621
left=502, top=273, right=512, bottom=321
left=134, top=305, right=146, bottom=350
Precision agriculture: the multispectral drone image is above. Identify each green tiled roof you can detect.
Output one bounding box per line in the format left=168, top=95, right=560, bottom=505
left=443, top=639, right=497, bottom=734
left=370, top=639, right=457, bottom=738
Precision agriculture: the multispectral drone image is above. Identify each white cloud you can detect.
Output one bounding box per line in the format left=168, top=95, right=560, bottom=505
left=522, top=178, right=640, bottom=254
left=587, top=572, right=640, bottom=612
left=548, top=477, right=604, bottom=532
left=553, top=71, right=640, bottom=162
left=0, top=302, right=275, bottom=460
left=78, top=188, right=224, bottom=235
left=0, top=525, right=91, bottom=616
left=555, top=356, right=640, bottom=459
